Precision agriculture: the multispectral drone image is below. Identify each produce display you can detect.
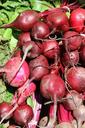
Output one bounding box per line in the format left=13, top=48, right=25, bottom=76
left=0, top=0, right=85, bottom=128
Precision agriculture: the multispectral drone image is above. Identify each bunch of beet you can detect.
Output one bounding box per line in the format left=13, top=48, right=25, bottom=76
left=0, top=3, right=85, bottom=128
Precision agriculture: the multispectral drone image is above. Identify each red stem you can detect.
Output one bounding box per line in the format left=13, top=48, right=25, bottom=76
left=11, top=77, right=35, bottom=105
left=57, top=104, right=73, bottom=123
left=39, top=7, right=67, bottom=17
left=28, top=94, right=42, bottom=128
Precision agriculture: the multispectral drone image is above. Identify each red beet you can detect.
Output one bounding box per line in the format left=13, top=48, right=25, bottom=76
left=0, top=102, right=13, bottom=120
left=73, top=105, right=85, bottom=128
left=40, top=73, right=65, bottom=127
left=13, top=104, right=33, bottom=126
left=61, top=50, right=79, bottom=66
left=40, top=73, right=65, bottom=100
left=29, top=55, right=49, bottom=80
left=1, top=10, right=39, bottom=31
left=63, top=31, right=82, bottom=51
left=18, top=32, right=31, bottom=46
left=4, top=57, right=30, bottom=87
left=22, top=41, right=43, bottom=58
left=46, top=10, right=69, bottom=32
left=66, top=67, right=85, bottom=92
left=42, top=39, right=60, bottom=59
left=70, top=8, right=85, bottom=32
left=32, top=21, right=50, bottom=39
left=63, top=90, right=83, bottom=110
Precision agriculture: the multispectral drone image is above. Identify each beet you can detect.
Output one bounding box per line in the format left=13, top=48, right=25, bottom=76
left=2, top=10, right=39, bottom=31
left=63, top=90, right=83, bottom=110
left=32, top=21, right=50, bottom=39
left=40, top=73, right=65, bottom=128
left=66, top=67, right=85, bottom=92
left=63, top=31, right=82, bottom=51
left=73, top=105, right=85, bottom=128
left=22, top=41, right=43, bottom=58
left=0, top=102, right=13, bottom=120
left=61, top=50, right=79, bottom=66
left=29, top=55, right=49, bottom=80
left=40, top=73, right=65, bottom=100
left=46, top=10, right=69, bottom=32
left=13, top=104, right=33, bottom=126
left=70, top=8, right=85, bottom=32
left=4, top=57, right=30, bottom=87
left=18, top=32, right=31, bottom=46
left=42, top=39, right=60, bottom=59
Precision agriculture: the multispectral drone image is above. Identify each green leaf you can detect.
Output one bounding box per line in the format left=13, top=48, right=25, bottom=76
left=3, top=91, right=13, bottom=103
left=0, top=10, right=18, bottom=24
left=0, top=79, right=13, bottom=103
left=0, top=124, right=4, bottom=128
left=1, top=1, right=20, bottom=8
left=0, top=0, right=30, bottom=10
left=0, top=10, right=19, bottom=23
left=0, top=12, right=8, bottom=24
left=0, top=79, right=6, bottom=94
left=0, top=44, right=11, bottom=66
left=0, top=52, right=10, bottom=66
left=3, top=28, right=12, bottom=40
left=15, top=6, right=31, bottom=13
left=54, top=0, right=61, bottom=7
left=27, top=96, right=34, bottom=108
left=8, top=35, right=18, bottom=52
left=66, top=11, right=70, bottom=19
left=29, top=0, right=53, bottom=12
left=0, top=79, right=6, bottom=103
left=8, top=11, right=19, bottom=23
left=0, top=29, right=6, bottom=38
left=0, top=122, right=9, bottom=128
left=0, top=92, right=6, bottom=103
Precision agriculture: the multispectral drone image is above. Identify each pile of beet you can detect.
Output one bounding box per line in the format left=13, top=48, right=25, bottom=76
left=0, top=3, right=85, bottom=128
